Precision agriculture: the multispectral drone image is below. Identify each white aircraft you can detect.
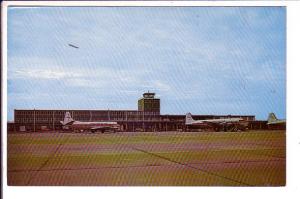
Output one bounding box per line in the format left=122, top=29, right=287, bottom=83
left=60, top=112, right=120, bottom=133
left=185, top=112, right=247, bottom=132
left=267, top=113, right=286, bottom=125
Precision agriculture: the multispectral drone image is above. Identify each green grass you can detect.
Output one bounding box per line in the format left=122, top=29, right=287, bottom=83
left=8, top=152, right=166, bottom=170
left=7, top=130, right=286, bottom=186
left=8, top=130, right=285, bottom=145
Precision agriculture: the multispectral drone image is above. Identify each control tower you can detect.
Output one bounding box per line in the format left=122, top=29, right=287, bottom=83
left=138, top=92, right=160, bottom=113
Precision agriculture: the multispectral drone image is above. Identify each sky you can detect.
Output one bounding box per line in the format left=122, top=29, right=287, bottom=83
left=7, top=6, right=286, bottom=120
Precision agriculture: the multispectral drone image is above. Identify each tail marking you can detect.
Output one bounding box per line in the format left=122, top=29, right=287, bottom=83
left=267, top=113, right=278, bottom=124
left=61, top=112, right=74, bottom=125
left=185, top=113, right=195, bottom=125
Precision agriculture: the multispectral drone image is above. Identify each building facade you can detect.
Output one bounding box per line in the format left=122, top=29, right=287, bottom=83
left=8, top=92, right=258, bottom=132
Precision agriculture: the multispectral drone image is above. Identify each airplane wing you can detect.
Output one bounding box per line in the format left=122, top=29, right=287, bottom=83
left=91, top=126, right=119, bottom=130
left=191, top=121, right=216, bottom=127
left=200, top=121, right=238, bottom=127
left=91, top=126, right=107, bottom=130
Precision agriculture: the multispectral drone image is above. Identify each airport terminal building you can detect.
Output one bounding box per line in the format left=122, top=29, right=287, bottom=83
left=8, top=92, right=265, bottom=132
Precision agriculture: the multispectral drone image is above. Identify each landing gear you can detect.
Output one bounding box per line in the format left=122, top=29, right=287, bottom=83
left=214, top=127, right=221, bottom=132
left=226, top=125, right=236, bottom=132
left=74, top=130, right=80, bottom=133
left=226, top=124, right=245, bottom=132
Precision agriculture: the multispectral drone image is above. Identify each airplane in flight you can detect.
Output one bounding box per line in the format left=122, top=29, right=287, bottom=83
left=60, top=112, right=120, bottom=133
left=68, top=43, right=79, bottom=49
left=185, top=112, right=247, bottom=132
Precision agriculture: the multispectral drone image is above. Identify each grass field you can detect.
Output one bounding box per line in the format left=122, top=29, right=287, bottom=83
left=7, top=130, right=285, bottom=186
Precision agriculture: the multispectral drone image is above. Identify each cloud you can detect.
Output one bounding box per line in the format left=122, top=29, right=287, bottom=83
left=13, top=69, right=72, bottom=79
left=6, top=7, right=286, bottom=120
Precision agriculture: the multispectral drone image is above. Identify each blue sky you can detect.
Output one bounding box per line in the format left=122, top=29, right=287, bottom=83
left=7, top=7, right=286, bottom=120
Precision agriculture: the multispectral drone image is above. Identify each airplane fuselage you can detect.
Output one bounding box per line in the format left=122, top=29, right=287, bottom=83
left=66, top=121, right=120, bottom=132
left=267, top=120, right=286, bottom=125
left=187, top=118, right=242, bottom=125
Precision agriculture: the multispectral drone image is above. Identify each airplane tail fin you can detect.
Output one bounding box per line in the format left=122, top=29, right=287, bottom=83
left=267, top=113, right=278, bottom=124
left=185, top=113, right=195, bottom=125
left=61, top=112, right=74, bottom=125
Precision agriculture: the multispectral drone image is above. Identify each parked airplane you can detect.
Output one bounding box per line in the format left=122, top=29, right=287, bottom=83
left=185, top=112, right=247, bottom=132
left=267, top=113, right=286, bottom=125
left=60, top=112, right=120, bottom=133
